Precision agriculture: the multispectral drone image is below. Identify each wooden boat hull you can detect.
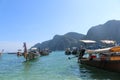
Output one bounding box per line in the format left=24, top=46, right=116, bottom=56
left=40, top=51, right=49, bottom=56
left=65, top=51, right=71, bottom=55
left=25, top=53, right=40, bottom=61
left=80, top=59, right=120, bottom=72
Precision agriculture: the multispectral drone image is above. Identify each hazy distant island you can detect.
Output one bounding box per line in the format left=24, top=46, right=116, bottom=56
left=32, top=20, right=120, bottom=51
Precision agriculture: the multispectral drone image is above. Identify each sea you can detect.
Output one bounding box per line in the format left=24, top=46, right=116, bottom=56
left=0, top=51, right=120, bottom=80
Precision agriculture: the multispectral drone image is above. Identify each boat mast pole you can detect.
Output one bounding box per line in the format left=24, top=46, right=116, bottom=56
left=23, top=42, right=28, bottom=60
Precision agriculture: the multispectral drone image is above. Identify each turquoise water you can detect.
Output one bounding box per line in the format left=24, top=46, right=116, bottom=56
left=0, top=51, right=120, bottom=80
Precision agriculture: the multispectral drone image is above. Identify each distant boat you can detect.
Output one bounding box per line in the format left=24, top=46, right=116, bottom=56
left=23, top=42, right=40, bottom=61
left=17, top=49, right=23, bottom=56
left=65, top=48, right=71, bottom=55
left=0, top=49, right=4, bottom=55
left=78, top=40, right=120, bottom=72
left=38, top=48, right=51, bottom=56
left=39, top=50, right=49, bottom=56
left=8, top=52, right=16, bottom=54
left=71, top=47, right=78, bottom=55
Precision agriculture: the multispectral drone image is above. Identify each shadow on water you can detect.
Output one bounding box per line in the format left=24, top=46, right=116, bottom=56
left=79, top=64, right=120, bottom=80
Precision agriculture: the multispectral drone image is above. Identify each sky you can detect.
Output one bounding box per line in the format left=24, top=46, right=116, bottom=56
left=0, top=0, right=120, bottom=52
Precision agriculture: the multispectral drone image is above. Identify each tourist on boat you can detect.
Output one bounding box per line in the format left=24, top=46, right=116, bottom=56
left=78, top=48, right=85, bottom=62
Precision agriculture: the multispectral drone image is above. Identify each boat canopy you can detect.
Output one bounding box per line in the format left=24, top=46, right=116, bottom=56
left=31, top=48, right=37, bottom=50
left=86, top=47, right=111, bottom=54
left=110, top=46, right=120, bottom=52
left=101, top=40, right=115, bottom=44
left=80, top=40, right=96, bottom=43
left=86, top=46, right=120, bottom=54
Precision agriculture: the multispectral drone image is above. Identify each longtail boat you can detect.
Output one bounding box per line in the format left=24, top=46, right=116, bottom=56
left=65, top=48, right=71, bottom=55
left=0, top=49, right=4, bottom=55
left=78, top=40, right=120, bottom=72
left=39, top=48, right=50, bottom=56
left=23, top=42, right=40, bottom=61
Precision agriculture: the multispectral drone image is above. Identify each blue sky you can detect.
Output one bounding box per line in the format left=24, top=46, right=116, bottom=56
left=0, top=0, right=120, bottom=52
